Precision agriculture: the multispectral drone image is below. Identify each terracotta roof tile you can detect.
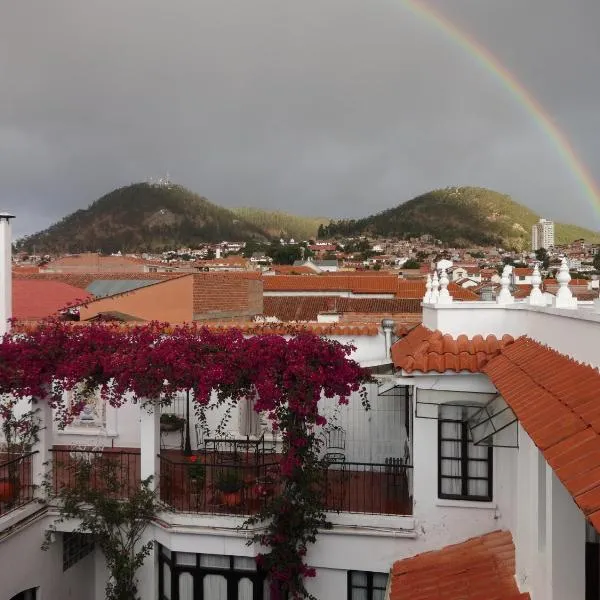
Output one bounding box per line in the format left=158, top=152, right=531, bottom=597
left=389, top=530, right=528, bottom=600
left=391, top=325, right=514, bottom=373
left=12, top=280, right=93, bottom=321
left=263, top=296, right=422, bottom=322
left=483, top=337, right=600, bottom=531
left=262, top=275, right=479, bottom=300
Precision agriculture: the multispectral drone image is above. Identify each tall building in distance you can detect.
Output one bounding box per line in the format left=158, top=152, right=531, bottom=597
left=531, top=218, right=555, bottom=250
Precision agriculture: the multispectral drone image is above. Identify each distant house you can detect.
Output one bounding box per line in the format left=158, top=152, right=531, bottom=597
left=511, top=267, right=534, bottom=286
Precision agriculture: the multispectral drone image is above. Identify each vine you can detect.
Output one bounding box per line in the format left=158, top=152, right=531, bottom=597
left=0, top=320, right=370, bottom=599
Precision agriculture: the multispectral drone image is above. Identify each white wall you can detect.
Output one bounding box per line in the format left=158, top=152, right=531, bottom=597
left=0, top=515, right=95, bottom=600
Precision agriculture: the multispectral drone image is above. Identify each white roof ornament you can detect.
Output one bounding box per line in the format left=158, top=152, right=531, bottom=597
left=497, top=265, right=514, bottom=304
left=438, top=267, right=453, bottom=304
left=528, top=263, right=545, bottom=306
left=554, top=257, right=577, bottom=309
left=423, top=273, right=433, bottom=304
left=431, top=270, right=440, bottom=303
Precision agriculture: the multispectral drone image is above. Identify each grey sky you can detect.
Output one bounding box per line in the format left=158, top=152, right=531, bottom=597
left=2, top=0, right=600, bottom=239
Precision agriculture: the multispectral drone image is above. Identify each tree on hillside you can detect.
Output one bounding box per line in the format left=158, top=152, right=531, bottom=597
left=593, top=253, right=600, bottom=271
left=403, top=259, right=421, bottom=269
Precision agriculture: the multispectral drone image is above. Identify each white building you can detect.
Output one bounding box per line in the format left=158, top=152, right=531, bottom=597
left=531, top=218, right=555, bottom=251
left=1, top=219, right=600, bottom=598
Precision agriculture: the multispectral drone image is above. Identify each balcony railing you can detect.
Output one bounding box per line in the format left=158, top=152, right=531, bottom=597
left=47, top=448, right=413, bottom=517
left=0, top=451, right=37, bottom=516
left=51, top=448, right=141, bottom=499
left=159, top=454, right=413, bottom=517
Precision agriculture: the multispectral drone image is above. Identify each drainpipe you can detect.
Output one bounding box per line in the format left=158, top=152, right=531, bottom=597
left=0, top=212, right=15, bottom=336
left=381, top=318, right=395, bottom=360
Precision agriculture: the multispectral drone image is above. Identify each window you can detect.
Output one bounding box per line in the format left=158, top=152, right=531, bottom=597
left=158, top=547, right=271, bottom=600
left=63, top=532, right=94, bottom=571
left=65, top=385, right=107, bottom=430
left=348, top=571, right=388, bottom=600
left=438, top=405, right=492, bottom=501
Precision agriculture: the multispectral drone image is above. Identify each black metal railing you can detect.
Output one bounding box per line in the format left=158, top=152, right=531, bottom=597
left=51, top=448, right=141, bottom=500
left=0, top=451, right=37, bottom=515
left=323, top=461, right=413, bottom=516
left=159, top=453, right=280, bottom=516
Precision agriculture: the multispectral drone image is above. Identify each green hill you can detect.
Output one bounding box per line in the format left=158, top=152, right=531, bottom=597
left=321, top=187, right=600, bottom=250
left=17, top=183, right=270, bottom=253
left=232, top=207, right=329, bottom=241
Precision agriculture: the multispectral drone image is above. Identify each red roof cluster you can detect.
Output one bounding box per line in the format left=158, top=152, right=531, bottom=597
left=483, top=337, right=600, bottom=532
left=391, top=325, right=514, bottom=373
left=389, top=530, right=528, bottom=600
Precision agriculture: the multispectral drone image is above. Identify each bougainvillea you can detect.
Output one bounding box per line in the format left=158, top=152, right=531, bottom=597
left=0, top=320, right=370, bottom=598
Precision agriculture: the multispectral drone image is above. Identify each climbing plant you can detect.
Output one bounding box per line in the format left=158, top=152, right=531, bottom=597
left=0, top=320, right=369, bottom=599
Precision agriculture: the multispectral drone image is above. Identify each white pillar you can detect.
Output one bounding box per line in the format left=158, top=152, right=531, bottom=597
left=528, top=263, right=546, bottom=306
left=32, top=396, right=53, bottom=497
left=0, top=213, right=15, bottom=336
left=140, top=403, right=160, bottom=490
left=553, top=257, right=577, bottom=309
left=497, top=265, right=514, bottom=304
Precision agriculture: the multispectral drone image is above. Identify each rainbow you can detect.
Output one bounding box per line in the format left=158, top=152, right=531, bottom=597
left=401, top=0, right=600, bottom=213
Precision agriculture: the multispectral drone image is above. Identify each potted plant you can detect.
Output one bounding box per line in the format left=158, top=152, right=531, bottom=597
left=215, top=467, right=244, bottom=507
left=160, top=413, right=184, bottom=432
left=187, top=456, right=205, bottom=490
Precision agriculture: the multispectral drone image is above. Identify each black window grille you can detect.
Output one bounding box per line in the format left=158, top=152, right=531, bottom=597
left=63, top=532, right=94, bottom=571
left=347, top=571, right=388, bottom=600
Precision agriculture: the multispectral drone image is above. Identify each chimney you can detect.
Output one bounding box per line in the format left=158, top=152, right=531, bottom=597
left=0, top=213, right=15, bottom=335
left=215, top=247, right=221, bottom=259
left=381, top=318, right=395, bottom=360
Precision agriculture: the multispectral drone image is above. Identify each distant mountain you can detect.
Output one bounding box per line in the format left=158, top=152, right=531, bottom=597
left=320, top=187, right=600, bottom=249
left=232, top=207, right=329, bottom=241
left=17, top=183, right=270, bottom=253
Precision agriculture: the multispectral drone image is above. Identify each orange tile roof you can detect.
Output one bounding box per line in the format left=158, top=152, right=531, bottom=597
left=262, top=275, right=479, bottom=300
left=389, top=530, right=528, bottom=600
left=483, top=337, right=600, bottom=532
left=513, top=268, right=533, bottom=276
left=263, top=296, right=422, bottom=322
left=391, top=324, right=514, bottom=373
left=12, top=280, right=93, bottom=321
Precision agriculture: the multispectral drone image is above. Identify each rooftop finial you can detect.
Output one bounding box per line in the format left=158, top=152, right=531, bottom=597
left=431, top=270, right=440, bottom=303
left=528, top=263, right=545, bottom=306
left=554, top=256, right=577, bottom=309
left=423, top=273, right=433, bottom=304
left=497, top=264, right=514, bottom=304
left=438, top=267, right=453, bottom=304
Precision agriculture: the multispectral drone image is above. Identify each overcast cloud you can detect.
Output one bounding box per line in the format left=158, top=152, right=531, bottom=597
left=2, top=0, right=600, bottom=239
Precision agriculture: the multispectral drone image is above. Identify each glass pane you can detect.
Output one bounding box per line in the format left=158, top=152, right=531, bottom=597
left=468, top=461, right=489, bottom=478
left=234, top=556, right=258, bottom=571
left=373, top=590, right=386, bottom=600
left=178, top=572, right=194, bottom=600
left=441, top=441, right=461, bottom=459
left=468, top=479, right=488, bottom=497
left=468, top=444, right=488, bottom=459
left=239, top=578, right=254, bottom=600
left=176, top=552, right=196, bottom=566
left=441, top=458, right=461, bottom=477
left=351, top=589, right=368, bottom=600
left=351, top=572, right=368, bottom=587
left=163, top=563, right=171, bottom=600
left=441, top=477, right=462, bottom=496
left=204, top=575, right=227, bottom=600
left=373, top=573, right=388, bottom=589
left=441, top=422, right=461, bottom=438
left=200, top=554, right=230, bottom=569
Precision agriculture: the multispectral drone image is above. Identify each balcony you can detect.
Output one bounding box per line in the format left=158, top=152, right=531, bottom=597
left=0, top=451, right=37, bottom=516
left=50, top=446, right=413, bottom=517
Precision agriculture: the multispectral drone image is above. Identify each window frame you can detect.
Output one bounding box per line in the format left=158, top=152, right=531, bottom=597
left=438, top=416, right=493, bottom=502
left=347, top=570, right=388, bottom=600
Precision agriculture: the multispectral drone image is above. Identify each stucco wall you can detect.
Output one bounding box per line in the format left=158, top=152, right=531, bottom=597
left=0, top=515, right=95, bottom=600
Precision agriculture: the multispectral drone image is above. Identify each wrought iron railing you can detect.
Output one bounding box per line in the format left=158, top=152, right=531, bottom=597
left=0, top=451, right=37, bottom=515
left=159, top=453, right=280, bottom=516
left=323, top=461, right=413, bottom=516
left=51, top=448, right=141, bottom=500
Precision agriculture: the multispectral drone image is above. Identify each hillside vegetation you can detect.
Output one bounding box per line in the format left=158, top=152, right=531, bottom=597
left=17, top=183, right=269, bottom=254
left=320, top=187, right=600, bottom=249
left=232, top=207, right=329, bottom=241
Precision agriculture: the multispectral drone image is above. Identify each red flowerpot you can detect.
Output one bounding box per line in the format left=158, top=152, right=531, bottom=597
left=0, top=478, right=15, bottom=502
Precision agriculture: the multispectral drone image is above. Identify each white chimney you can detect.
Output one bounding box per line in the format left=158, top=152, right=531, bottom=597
left=215, top=247, right=222, bottom=259
left=0, top=213, right=15, bottom=335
